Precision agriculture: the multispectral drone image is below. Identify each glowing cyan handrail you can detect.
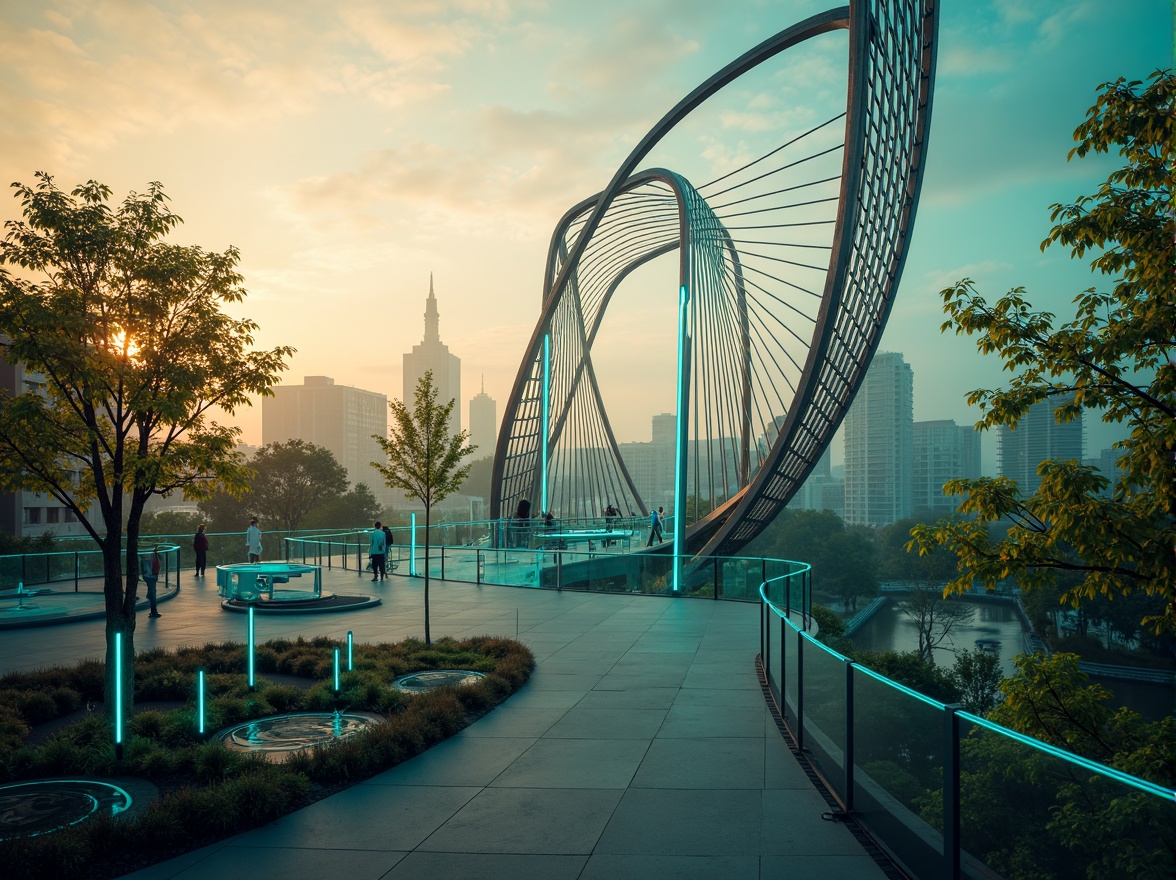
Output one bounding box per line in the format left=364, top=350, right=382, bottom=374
left=960, top=711, right=1176, bottom=802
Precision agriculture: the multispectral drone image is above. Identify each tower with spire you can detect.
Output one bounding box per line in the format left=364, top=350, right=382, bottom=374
left=403, top=274, right=462, bottom=438
left=468, top=374, right=497, bottom=459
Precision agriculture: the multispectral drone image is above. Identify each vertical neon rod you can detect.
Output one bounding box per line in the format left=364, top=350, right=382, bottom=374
left=347, top=631, right=353, bottom=671
left=334, top=648, right=341, bottom=692
left=410, top=513, right=417, bottom=576
left=198, top=669, right=205, bottom=735
left=114, top=631, right=123, bottom=746
left=542, top=333, right=550, bottom=514
left=247, top=606, right=255, bottom=689
left=673, top=284, right=690, bottom=593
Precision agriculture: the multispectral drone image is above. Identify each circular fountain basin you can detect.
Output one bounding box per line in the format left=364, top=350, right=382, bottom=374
left=393, top=670, right=486, bottom=693
left=0, top=778, right=154, bottom=839
left=214, top=712, right=383, bottom=762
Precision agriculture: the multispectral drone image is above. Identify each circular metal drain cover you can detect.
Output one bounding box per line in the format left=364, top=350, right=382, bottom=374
left=0, top=779, right=134, bottom=839
left=215, top=712, right=383, bottom=761
left=393, top=670, right=486, bottom=693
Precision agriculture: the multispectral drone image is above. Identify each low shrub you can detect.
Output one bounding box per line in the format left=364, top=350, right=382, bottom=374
left=1, top=634, right=534, bottom=880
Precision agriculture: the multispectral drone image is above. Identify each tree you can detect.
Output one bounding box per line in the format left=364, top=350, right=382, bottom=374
left=898, top=585, right=973, bottom=661
left=198, top=486, right=256, bottom=534
left=250, top=439, right=348, bottom=533
left=948, top=648, right=1003, bottom=716
left=0, top=174, right=291, bottom=724
left=372, top=370, right=475, bottom=644
left=303, top=482, right=382, bottom=530
left=910, top=70, right=1175, bottom=633
left=138, top=509, right=203, bottom=537
left=757, top=509, right=878, bottom=609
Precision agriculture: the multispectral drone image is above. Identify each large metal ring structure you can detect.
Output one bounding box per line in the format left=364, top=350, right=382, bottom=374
left=492, top=0, right=937, bottom=568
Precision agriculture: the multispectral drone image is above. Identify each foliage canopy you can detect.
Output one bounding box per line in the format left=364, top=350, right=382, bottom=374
left=910, top=70, right=1175, bottom=632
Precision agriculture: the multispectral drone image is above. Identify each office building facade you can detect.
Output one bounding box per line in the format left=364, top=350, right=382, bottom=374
left=912, top=419, right=981, bottom=517
left=843, top=352, right=913, bottom=526
left=469, top=379, right=497, bottom=461
left=263, top=376, right=391, bottom=507
left=999, top=396, right=1083, bottom=495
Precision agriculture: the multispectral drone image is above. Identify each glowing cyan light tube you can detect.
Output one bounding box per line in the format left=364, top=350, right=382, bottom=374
left=672, top=284, right=690, bottom=594
left=197, top=669, right=206, bottom=735
left=410, top=513, right=417, bottom=576
left=542, top=333, right=550, bottom=515
left=347, top=631, right=354, bottom=671
left=114, top=631, right=123, bottom=751
left=334, top=648, right=341, bottom=692
left=247, top=606, right=256, bottom=689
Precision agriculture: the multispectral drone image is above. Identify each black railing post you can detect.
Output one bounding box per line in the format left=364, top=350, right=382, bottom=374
left=477, top=549, right=482, bottom=585
left=441, top=547, right=445, bottom=580
left=713, top=557, right=719, bottom=599
left=796, top=628, right=805, bottom=753
left=944, top=703, right=962, bottom=880
left=844, top=661, right=855, bottom=812
left=74, top=552, right=79, bottom=592
left=357, top=537, right=363, bottom=577
left=327, top=540, right=332, bottom=570
left=785, top=569, right=792, bottom=620
left=762, top=601, right=769, bottom=678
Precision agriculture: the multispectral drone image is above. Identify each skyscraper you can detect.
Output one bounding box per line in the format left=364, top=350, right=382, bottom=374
left=998, top=395, right=1083, bottom=495
left=263, top=376, right=391, bottom=507
left=469, top=377, right=497, bottom=460
left=912, top=419, right=981, bottom=517
left=403, top=274, right=461, bottom=438
left=843, top=351, right=913, bottom=526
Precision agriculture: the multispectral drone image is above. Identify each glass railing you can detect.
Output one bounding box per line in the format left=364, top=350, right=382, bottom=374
left=759, top=577, right=1176, bottom=880
left=0, top=543, right=182, bottom=592
left=284, top=530, right=810, bottom=607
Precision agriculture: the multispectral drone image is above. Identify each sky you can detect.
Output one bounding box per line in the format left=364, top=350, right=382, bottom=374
left=0, top=0, right=1170, bottom=475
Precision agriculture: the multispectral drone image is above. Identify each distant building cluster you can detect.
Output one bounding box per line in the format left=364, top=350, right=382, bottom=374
left=790, top=352, right=1093, bottom=526
left=260, top=275, right=498, bottom=514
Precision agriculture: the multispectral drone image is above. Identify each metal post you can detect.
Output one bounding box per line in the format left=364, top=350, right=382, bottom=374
left=796, top=628, right=805, bottom=753
left=441, top=547, right=445, bottom=580
left=556, top=550, right=562, bottom=591
left=327, top=540, right=332, bottom=570
left=780, top=614, right=787, bottom=721
left=944, top=704, right=962, bottom=880
left=713, top=557, right=719, bottom=599
left=761, top=601, right=769, bottom=679
left=74, top=552, right=79, bottom=592
left=357, top=536, right=363, bottom=577
left=477, top=549, right=482, bottom=585
left=844, top=662, right=855, bottom=812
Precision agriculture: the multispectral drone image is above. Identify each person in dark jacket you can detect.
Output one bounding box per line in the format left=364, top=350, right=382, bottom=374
left=193, top=524, right=209, bottom=577
left=140, top=546, right=162, bottom=617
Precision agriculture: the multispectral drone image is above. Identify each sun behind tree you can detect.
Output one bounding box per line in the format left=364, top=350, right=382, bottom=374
left=372, top=369, right=476, bottom=644
left=0, top=173, right=293, bottom=725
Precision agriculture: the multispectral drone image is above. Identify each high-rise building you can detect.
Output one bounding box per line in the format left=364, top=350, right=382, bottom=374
left=0, top=357, right=88, bottom=539
left=843, top=351, right=913, bottom=526
left=403, top=274, right=461, bottom=438
left=999, top=396, right=1083, bottom=495
left=1084, top=447, right=1124, bottom=499
left=912, top=419, right=981, bottom=517
left=469, top=377, right=497, bottom=460
left=790, top=446, right=844, bottom=515
left=263, top=376, right=391, bottom=506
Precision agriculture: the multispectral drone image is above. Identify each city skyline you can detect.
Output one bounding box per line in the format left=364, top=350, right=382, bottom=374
left=0, top=2, right=1166, bottom=474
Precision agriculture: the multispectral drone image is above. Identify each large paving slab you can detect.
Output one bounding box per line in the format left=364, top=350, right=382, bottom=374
left=0, top=567, right=888, bottom=879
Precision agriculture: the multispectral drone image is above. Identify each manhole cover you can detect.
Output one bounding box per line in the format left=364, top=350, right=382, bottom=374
left=214, top=712, right=382, bottom=761
left=393, top=670, right=486, bottom=692
left=0, top=779, right=133, bottom=839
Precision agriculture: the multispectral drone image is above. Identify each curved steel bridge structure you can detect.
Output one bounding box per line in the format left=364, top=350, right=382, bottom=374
left=492, top=0, right=938, bottom=585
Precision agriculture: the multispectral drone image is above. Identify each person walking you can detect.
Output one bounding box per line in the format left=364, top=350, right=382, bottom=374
left=646, top=507, right=664, bottom=546
left=140, top=545, right=162, bottom=618
left=382, top=524, right=395, bottom=574
left=369, top=521, right=387, bottom=581
left=193, top=524, right=209, bottom=577
left=246, top=518, right=262, bottom=563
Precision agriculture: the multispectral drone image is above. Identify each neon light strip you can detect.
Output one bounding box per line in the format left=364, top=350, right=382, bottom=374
left=347, top=631, right=353, bottom=671
left=542, top=333, right=550, bottom=514
left=410, top=513, right=417, bottom=576
left=114, top=632, right=123, bottom=745
left=197, top=669, right=205, bottom=735
left=247, top=606, right=255, bottom=688
left=334, top=648, right=340, bottom=692
left=961, top=711, right=1176, bottom=800
left=673, top=284, right=689, bottom=593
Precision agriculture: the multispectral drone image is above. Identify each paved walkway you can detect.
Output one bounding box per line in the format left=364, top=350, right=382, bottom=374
left=0, top=569, right=886, bottom=880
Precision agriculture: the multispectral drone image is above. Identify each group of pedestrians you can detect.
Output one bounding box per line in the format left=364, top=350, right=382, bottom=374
left=368, top=521, right=395, bottom=581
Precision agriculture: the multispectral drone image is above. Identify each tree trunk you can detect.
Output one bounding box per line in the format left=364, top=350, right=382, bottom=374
left=423, top=504, right=432, bottom=645
left=102, top=535, right=136, bottom=732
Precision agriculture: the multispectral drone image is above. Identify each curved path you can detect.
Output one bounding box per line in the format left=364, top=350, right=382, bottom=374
left=0, top=568, right=887, bottom=880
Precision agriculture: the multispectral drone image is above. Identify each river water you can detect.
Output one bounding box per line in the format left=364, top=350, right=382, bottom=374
left=847, top=596, right=1173, bottom=720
